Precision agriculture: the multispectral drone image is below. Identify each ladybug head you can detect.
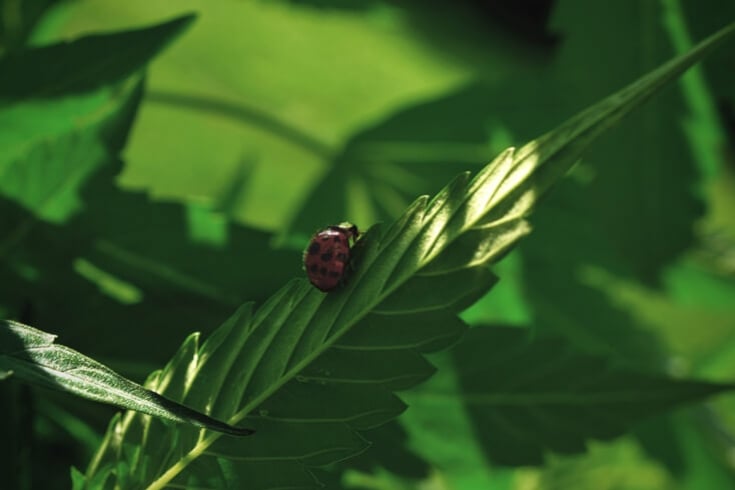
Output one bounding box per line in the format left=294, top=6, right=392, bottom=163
left=334, top=221, right=359, bottom=239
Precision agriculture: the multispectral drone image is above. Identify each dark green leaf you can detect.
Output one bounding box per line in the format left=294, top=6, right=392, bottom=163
left=285, top=84, right=501, bottom=237
left=451, top=326, right=734, bottom=466
left=0, top=13, right=195, bottom=100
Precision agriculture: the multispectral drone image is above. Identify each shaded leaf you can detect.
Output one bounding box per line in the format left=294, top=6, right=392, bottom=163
left=0, top=79, right=144, bottom=224
left=0, top=0, right=58, bottom=51
left=451, top=326, right=734, bottom=466
left=0, top=320, right=254, bottom=436
left=0, top=13, right=195, bottom=224
left=285, top=83, right=502, bottom=237
left=0, top=13, right=298, bottom=369
left=0, top=13, right=195, bottom=99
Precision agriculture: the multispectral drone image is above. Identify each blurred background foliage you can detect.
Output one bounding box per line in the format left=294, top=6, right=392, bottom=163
left=1, top=0, right=734, bottom=488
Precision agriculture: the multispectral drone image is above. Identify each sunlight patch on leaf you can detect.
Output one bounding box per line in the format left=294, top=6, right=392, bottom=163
left=73, top=258, right=144, bottom=304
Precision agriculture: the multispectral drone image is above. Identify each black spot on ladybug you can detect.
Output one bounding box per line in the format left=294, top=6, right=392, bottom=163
left=321, top=252, right=333, bottom=262
left=308, top=242, right=320, bottom=255
left=310, top=264, right=318, bottom=273
left=329, top=271, right=340, bottom=278
left=333, top=236, right=341, bottom=243
left=320, top=267, right=328, bottom=276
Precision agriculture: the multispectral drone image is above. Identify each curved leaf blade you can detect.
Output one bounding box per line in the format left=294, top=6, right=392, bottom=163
left=0, top=320, right=253, bottom=436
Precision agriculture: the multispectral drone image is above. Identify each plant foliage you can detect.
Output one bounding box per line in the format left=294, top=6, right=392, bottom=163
left=0, top=320, right=254, bottom=436
left=75, top=21, right=735, bottom=489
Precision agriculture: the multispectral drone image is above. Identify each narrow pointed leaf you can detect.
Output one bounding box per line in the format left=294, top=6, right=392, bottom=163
left=0, top=320, right=253, bottom=436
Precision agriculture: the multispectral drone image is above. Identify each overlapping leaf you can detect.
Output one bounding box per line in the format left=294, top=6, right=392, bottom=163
left=82, top=22, right=735, bottom=490
left=453, top=327, right=733, bottom=466
left=0, top=13, right=194, bottom=224
left=0, top=14, right=194, bottom=99
left=0, top=320, right=254, bottom=436
left=0, top=13, right=297, bottom=368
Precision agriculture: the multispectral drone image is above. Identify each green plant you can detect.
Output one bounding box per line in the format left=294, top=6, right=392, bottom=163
left=2, top=2, right=735, bottom=489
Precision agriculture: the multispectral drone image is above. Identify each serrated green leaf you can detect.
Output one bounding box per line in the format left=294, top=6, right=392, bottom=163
left=0, top=320, right=254, bottom=437
left=0, top=13, right=195, bottom=100
left=0, top=81, right=143, bottom=224
left=0, top=13, right=195, bottom=225
left=84, top=20, right=735, bottom=490
left=285, top=84, right=502, bottom=237
left=450, top=327, right=734, bottom=466
left=0, top=177, right=299, bottom=369
left=0, top=9, right=280, bottom=379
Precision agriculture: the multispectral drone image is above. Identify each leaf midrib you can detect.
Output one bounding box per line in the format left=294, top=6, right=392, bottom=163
left=406, top=388, right=731, bottom=406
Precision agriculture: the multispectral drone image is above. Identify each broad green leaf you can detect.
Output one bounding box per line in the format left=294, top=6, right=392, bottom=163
left=400, top=350, right=511, bottom=490
left=544, top=0, right=701, bottom=276
left=84, top=22, right=735, bottom=489
left=0, top=183, right=299, bottom=368
left=38, top=1, right=518, bottom=230
left=401, top=327, right=735, bottom=487
left=0, top=320, right=254, bottom=436
left=0, top=0, right=57, bottom=52
left=520, top=438, right=677, bottom=490
left=284, top=83, right=501, bottom=238
left=450, top=327, right=733, bottom=466
left=337, top=422, right=430, bottom=482
left=0, top=13, right=195, bottom=224
left=0, top=13, right=194, bottom=99
left=0, top=82, right=143, bottom=224
left=0, top=12, right=287, bottom=369
left=483, top=0, right=735, bottom=373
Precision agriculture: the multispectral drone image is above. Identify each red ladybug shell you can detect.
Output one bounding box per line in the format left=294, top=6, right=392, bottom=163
left=303, top=224, right=359, bottom=292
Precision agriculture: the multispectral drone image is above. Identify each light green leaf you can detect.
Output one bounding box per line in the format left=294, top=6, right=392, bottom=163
left=40, top=2, right=475, bottom=230
left=0, top=13, right=195, bottom=224
left=84, top=20, right=735, bottom=490
left=0, top=320, right=254, bottom=437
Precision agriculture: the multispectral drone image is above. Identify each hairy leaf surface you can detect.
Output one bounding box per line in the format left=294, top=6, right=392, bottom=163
left=0, top=320, right=253, bottom=436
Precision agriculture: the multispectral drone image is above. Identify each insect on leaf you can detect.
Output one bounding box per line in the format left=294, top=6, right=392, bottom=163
left=83, top=21, right=735, bottom=490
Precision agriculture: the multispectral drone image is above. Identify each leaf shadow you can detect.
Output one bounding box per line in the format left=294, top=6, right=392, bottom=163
left=1, top=163, right=300, bottom=373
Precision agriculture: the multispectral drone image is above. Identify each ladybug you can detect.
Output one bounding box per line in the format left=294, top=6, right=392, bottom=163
left=303, top=222, right=359, bottom=292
